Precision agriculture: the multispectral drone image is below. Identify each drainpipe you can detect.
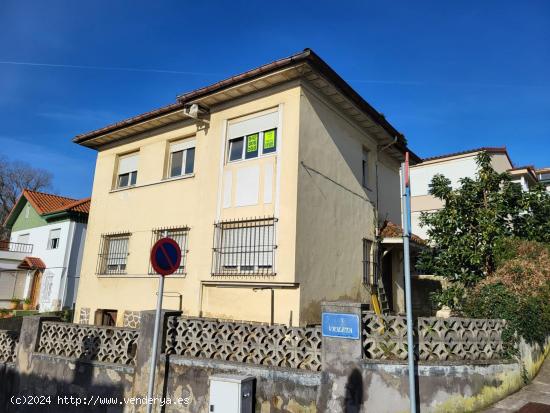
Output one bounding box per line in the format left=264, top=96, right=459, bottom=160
left=253, top=287, right=275, bottom=325
left=373, top=136, right=399, bottom=294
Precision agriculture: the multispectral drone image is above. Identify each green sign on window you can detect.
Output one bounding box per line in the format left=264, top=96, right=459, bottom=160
left=264, top=129, right=276, bottom=149
left=247, top=134, right=258, bottom=153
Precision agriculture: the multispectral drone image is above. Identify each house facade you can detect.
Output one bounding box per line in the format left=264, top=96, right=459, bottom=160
left=1, top=190, right=89, bottom=311
left=536, top=167, right=550, bottom=192
left=410, top=147, right=540, bottom=239
left=73, top=49, right=420, bottom=327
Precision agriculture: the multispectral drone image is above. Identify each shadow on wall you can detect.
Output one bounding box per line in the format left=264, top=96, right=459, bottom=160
left=345, top=368, right=363, bottom=413
left=2, top=356, right=127, bottom=413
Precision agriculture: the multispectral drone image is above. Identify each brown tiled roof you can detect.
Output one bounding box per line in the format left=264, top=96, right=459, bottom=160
left=72, top=48, right=421, bottom=163
left=379, top=220, right=426, bottom=245
left=421, top=147, right=511, bottom=164
left=18, top=257, right=46, bottom=270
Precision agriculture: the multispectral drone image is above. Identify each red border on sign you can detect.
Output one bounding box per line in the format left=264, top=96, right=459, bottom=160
left=150, top=238, right=182, bottom=276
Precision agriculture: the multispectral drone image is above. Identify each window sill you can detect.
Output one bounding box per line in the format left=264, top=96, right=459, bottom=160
left=226, top=153, right=276, bottom=166
left=109, top=174, right=195, bottom=193
left=211, top=273, right=277, bottom=277
left=97, top=274, right=187, bottom=279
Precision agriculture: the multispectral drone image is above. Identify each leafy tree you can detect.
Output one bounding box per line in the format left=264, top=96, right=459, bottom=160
left=0, top=155, right=53, bottom=239
left=417, top=152, right=550, bottom=307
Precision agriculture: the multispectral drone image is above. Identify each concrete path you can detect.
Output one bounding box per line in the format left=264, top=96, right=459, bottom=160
left=484, top=357, right=550, bottom=412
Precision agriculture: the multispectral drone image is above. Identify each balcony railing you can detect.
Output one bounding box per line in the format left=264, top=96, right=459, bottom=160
left=0, top=240, right=33, bottom=254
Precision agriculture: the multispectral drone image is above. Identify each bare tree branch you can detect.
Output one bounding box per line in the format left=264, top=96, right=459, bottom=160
left=0, top=155, right=53, bottom=239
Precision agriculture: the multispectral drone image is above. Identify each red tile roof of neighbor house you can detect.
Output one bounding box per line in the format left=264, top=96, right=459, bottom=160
left=2, top=189, right=91, bottom=228
left=18, top=257, right=46, bottom=270
left=22, top=189, right=90, bottom=215
left=379, top=220, right=426, bottom=245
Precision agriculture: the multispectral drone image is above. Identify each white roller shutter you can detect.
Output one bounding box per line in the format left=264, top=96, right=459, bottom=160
left=118, top=153, right=138, bottom=174
left=228, top=111, right=278, bottom=139
left=170, top=139, right=196, bottom=153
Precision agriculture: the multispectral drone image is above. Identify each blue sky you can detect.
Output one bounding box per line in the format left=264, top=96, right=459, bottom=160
left=1, top=0, right=549, bottom=199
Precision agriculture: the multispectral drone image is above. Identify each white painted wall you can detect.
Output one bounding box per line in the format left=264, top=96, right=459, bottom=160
left=10, top=219, right=86, bottom=311
left=410, top=156, right=479, bottom=197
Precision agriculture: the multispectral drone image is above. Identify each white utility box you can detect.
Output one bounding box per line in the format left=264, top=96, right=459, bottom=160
left=208, top=374, right=255, bottom=413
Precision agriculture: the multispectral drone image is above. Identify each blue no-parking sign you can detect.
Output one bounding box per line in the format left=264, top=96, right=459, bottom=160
left=150, top=237, right=182, bottom=276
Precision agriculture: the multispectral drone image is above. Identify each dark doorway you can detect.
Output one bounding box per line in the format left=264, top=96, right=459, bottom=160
left=94, top=309, right=117, bottom=326
left=382, top=252, right=394, bottom=311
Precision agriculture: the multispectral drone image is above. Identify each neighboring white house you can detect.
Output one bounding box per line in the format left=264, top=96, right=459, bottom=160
left=410, top=147, right=540, bottom=239
left=536, top=167, right=550, bottom=192
left=1, top=189, right=89, bottom=311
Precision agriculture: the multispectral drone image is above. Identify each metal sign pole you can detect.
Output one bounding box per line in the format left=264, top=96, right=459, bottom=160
left=146, top=274, right=165, bottom=413
left=401, top=154, right=417, bottom=413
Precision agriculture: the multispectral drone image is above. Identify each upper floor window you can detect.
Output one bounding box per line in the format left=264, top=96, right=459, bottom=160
left=212, top=217, right=277, bottom=275
left=149, top=226, right=189, bottom=275
left=97, top=233, right=130, bottom=275
left=168, top=139, right=195, bottom=178
left=362, top=149, right=370, bottom=188
left=227, top=110, right=278, bottom=163
left=116, top=153, right=138, bottom=189
left=47, top=228, right=61, bottom=250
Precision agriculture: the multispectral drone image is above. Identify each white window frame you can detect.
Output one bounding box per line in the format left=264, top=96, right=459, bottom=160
left=47, top=228, right=61, bottom=250
left=226, top=110, right=278, bottom=164
left=116, top=152, right=139, bottom=189
left=227, top=129, right=277, bottom=163
left=168, top=138, right=196, bottom=178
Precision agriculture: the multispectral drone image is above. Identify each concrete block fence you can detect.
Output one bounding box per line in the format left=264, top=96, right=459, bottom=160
left=0, top=302, right=547, bottom=412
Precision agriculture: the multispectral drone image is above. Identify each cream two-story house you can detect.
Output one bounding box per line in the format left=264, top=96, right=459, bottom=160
left=73, top=49, right=420, bottom=327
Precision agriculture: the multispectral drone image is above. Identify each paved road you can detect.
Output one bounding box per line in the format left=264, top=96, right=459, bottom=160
left=484, top=357, right=550, bottom=412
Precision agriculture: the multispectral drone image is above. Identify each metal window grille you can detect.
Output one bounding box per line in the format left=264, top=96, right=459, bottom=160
left=149, top=226, right=190, bottom=275
left=212, top=217, right=277, bottom=276
left=362, top=238, right=379, bottom=287
left=96, top=232, right=131, bottom=275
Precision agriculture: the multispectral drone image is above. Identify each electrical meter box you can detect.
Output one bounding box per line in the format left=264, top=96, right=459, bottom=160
left=208, top=374, right=255, bottom=413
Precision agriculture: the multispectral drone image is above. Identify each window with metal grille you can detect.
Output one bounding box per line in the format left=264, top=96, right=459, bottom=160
left=362, top=238, right=375, bottom=286
left=212, top=217, right=277, bottom=275
left=149, top=226, right=189, bottom=275
left=97, top=233, right=130, bottom=275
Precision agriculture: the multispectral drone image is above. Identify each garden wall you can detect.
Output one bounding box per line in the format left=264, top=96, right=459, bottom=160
left=0, top=302, right=547, bottom=412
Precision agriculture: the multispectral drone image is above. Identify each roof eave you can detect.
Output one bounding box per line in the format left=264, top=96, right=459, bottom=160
left=72, top=49, right=419, bottom=162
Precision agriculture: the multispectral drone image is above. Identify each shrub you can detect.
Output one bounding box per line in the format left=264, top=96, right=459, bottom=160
left=464, top=280, right=550, bottom=353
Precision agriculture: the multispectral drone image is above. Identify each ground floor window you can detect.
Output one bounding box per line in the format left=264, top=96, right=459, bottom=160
left=97, top=233, right=130, bottom=275
left=212, top=217, right=277, bottom=275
